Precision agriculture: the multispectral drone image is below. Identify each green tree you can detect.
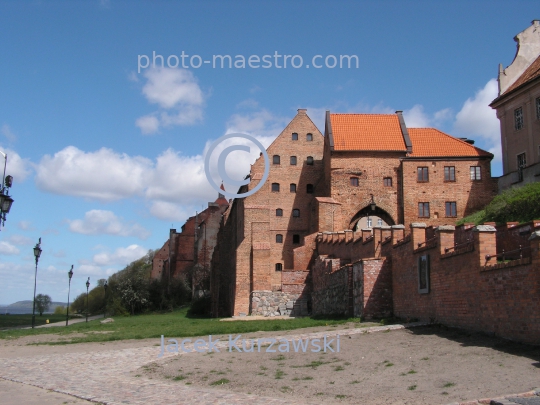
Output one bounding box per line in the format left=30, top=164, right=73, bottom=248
left=35, top=294, right=52, bottom=316
left=53, top=305, right=66, bottom=315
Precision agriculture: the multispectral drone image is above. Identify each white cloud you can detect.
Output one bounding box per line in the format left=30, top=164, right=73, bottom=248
left=0, top=241, right=20, bottom=255
left=35, top=146, right=152, bottom=202
left=149, top=201, right=198, bottom=222
left=92, top=244, right=148, bottom=266
left=136, top=67, right=204, bottom=134
left=17, top=220, right=33, bottom=231
left=226, top=109, right=288, bottom=139
left=6, top=234, right=33, bottom=246
left=68, top=210, right=151, bottom=240
left=0, top=146, right=32, bottom=182
left=145, top=149, right=213, bottom=204
left=1, top=124, right=16, bottom=142
left=135, top=114, right=160, bottom=135
left=403, top=105, right=453, bottom=128
left=77, top=264, right=105, bottom=277
left=454, top=79, right=500, bottom=142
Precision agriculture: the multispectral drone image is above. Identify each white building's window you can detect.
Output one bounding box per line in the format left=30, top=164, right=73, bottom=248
left=367, top=218, right=372, bottom=228
left=377, top=218, right=383, bottom=226
left=514, top=107, right=524, bottom=130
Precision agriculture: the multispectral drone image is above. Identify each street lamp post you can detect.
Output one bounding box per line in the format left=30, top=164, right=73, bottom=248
left=66, top=265, right=73, bottom=326
left=103, top=281, right=108, bottom=318
left=31, top=238, right=42, bottom=329
left=0, top=151, right=14, bottom=230
left=86, top=277, right=90, bottom=323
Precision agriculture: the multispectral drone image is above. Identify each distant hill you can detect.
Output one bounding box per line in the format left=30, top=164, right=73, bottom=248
left=0, top=300, right=67, bottom=315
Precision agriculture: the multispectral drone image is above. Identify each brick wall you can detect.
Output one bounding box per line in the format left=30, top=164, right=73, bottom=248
left=401, top=159, right=497, bottom=227
left=392, top=224, right=540, bottom=345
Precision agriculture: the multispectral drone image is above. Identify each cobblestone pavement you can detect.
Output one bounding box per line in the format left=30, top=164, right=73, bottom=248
left=0, top=324, right=414, bottom=405
left=1, top=322, right=538, bottom=405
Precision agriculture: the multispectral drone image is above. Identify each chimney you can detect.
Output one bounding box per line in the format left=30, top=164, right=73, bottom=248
left=297, top=108, right=307, bottom=115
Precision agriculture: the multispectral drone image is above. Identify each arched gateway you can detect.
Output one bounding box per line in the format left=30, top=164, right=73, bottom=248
left=349, top=205, right=395, bottom=230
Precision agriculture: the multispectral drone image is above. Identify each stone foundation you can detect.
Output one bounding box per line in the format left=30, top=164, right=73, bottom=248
left=250, top=291, right=308, bottom=317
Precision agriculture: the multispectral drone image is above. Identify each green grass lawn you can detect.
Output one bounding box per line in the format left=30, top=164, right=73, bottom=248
left=0, top=314, right=77, bottom=329
left=0, top=308, right=368, bottom=344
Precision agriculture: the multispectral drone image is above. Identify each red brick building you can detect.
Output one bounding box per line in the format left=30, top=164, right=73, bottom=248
left=211, top=109, right=497, bottom=317
left=151, top=189, right=228, bottom=297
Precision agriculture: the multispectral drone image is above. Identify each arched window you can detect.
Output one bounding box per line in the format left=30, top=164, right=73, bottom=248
left=293, top=234, right=300, bottom=244
left=290, top=183, right=296, bottom=193
left=306, top=184, right=314, bottom=194
left=290, top=156, right=297, bottom=165
left=306, top=133, right=313, bottom=141
left=276, top=234, right=283, bottom=243
left=292, top=209, right=300, bottom=217
left=275, top=263, right=283, bottom=271
left=306, top=156, right=314, bottom=165
left=273, top=155, right=280, bottom=164
left=276, top=208, right=283, bottom=216
left=272, top=183, right=280, bottom=192
left=292, top=133, right=298, bottom=140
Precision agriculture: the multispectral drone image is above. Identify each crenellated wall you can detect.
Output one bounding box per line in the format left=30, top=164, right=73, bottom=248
left=312, top=221, right=540, bottom=345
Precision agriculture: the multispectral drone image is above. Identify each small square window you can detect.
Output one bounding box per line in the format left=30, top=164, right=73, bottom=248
left=306, top=133, right=313, bottom=141
left=470, top=166, right=481, bottom=180
left=306, top=156, right=314, bottom=165
left=383, top=177, right=392, bottom=187
left=417, top=167, right=429, bottom=182
left=276, top=208, right=283, bottom=216
left=275, top=263, right=283, bottom=271
left=292, top=209, right=300, bottom=217
left=290, top=156, right=297, bottom=165
left=444, top=166, right=455, bottom=182
left=377, top=218, right=383, bottom=226
left=445, top=202, right=457, bottom=217
left=273, top=155, right=280, bottom=165
left=290, top=183, right=296, bottom=193
left=276, top=234, right=283, bottom=243
left=272, top=183, right=280, bottom=192
left=418, top=255, right=430, bottom=294
left=306, top=184, right=314, bottom=194
left=418, top=202, right=430, bottom=218
left=293, top=234, right=300, bottom=244
left=292, top=133, right=298, bottom=140
left=515, top=107, right=524, bottom=130
left=350, top=177, right=359, bottom=186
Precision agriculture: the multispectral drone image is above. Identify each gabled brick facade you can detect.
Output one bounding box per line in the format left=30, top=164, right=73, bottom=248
left=210, top=108, right=497, bottom=317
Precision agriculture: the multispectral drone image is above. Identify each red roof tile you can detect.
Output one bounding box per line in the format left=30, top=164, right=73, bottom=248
left=408, top=128, right=492, bottom=157
left=329, top=114, right=407, bottom=151
left=503, top=55, right=540, bottom=95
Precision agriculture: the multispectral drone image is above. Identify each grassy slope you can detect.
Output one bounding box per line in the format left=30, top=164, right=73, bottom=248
left=0, top=308, right=367, bottom=344
left=458, top=182, right=540, bottom=225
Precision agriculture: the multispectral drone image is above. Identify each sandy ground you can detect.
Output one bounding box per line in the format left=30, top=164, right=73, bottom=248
left=139, top=325, right=540, bottom=404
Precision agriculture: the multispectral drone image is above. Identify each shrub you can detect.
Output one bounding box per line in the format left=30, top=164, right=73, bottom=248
left=187, top=295, right=211, bottom=318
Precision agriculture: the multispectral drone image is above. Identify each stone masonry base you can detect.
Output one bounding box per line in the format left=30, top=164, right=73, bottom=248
left=250, top=290, right=309, bottom=317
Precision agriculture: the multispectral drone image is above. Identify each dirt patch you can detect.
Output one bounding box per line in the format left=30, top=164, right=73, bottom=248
left=140, top=325, right=540, bottom=404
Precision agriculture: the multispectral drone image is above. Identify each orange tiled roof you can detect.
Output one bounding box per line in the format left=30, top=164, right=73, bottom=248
left=503, top=55, right=540, bottom=95
left=408, top=128, right=492, bottom=157
left=329, top=114, right=407, bottom=151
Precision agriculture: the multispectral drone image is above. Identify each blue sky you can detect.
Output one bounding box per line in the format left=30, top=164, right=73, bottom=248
left=0, top=0, right=537, bottom=304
